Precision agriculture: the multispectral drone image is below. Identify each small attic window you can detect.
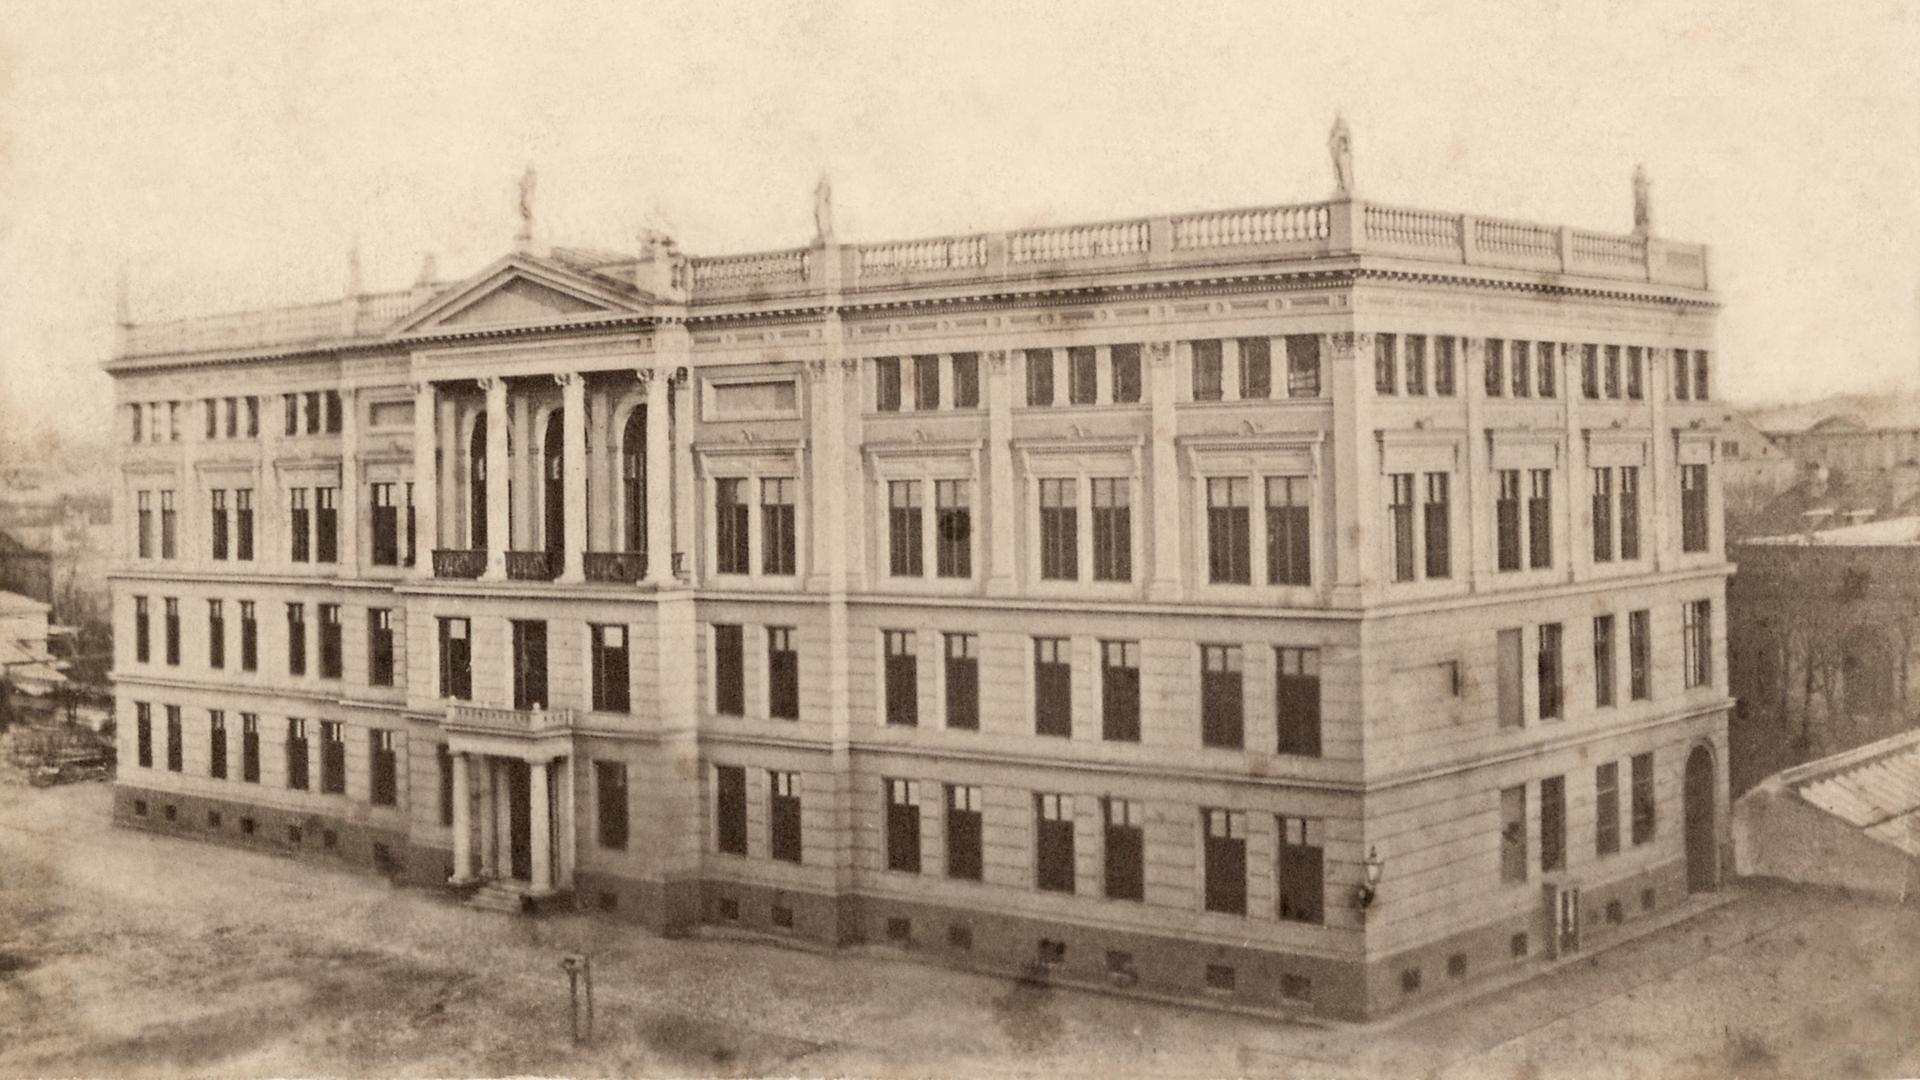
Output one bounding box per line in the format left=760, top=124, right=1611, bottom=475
left=707, top=378, right=799, bottom=420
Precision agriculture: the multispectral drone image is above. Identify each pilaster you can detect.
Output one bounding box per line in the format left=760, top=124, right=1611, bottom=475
left=338, top=387, right=359, bottom=572
left=986, top=349, right=1017, bottom=596
left=1147, top=340, right=1181, bottom=601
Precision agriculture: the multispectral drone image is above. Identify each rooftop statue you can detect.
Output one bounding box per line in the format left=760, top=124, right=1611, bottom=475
left=813, top=174, right=834, bottom=245
left=1633, top=163, right=1653, bottom=236
left=1329, top=113, right=1355, bottom=196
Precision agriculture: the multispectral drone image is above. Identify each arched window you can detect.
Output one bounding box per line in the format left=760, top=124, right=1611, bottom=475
left=622, top=409, right=646, bottom=552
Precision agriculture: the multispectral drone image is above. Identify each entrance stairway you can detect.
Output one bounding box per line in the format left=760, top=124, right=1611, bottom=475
left=467, top=881, right=529, bottom=914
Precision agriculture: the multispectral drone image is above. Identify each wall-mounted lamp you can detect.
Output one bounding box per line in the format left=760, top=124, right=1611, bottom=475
left=1353, top=845, right=1386, bottom=914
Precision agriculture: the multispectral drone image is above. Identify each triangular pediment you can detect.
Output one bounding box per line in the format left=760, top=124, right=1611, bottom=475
left=391, top=254, right=648, bottom=337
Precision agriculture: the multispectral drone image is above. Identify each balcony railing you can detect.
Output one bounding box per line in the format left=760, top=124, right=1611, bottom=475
left=505, top=550, right=559, bottom=581
left=432, top=549, right=486, bottom=579
left=446, top=704, right=577, bottom=737
left=583, top=550, right=647, bottom=584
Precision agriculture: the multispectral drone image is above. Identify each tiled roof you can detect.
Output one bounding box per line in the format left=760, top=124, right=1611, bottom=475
left=1791, top=731, right=1920, bottom=858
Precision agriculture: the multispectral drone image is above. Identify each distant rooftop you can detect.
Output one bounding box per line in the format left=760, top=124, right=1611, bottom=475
left=1744, top=514, right=1920, bottom=547
left=114, top=193, right=1712, bottom=362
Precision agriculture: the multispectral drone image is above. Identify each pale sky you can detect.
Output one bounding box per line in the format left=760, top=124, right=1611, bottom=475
left=2, top=0, right=1916, bottom=445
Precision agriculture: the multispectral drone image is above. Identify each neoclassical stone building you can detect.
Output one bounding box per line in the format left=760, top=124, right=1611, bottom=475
left=106, top=153, right=1730, bottom=1019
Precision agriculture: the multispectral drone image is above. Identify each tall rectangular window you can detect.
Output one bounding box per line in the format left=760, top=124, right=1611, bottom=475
left=1374, top=333, right=1398, bottom=395
left=1619, top=467, right=1641, bottom=560
left=885, top=778, right=920, bottom=872
left=324, top=390, right=342, bottom=433
left=1201, top=644, right=1245, bottom=749
left=1538, top=623, right=1563, bottom=721
left=438, top=617, right=471, bottom=700
left=596, top=760, right=629, bottom=850
left=318, top=603, right=342, bottom=679
left=884, top=630, right=917, bottom=727
left=1486, top=338, right=1506, bottom=397
left=1497, top=627, right=1524, bottom=729
left=1693, top=350, right=1710, bottom=401
left=761, top=477, right=796, bottom=575
left=136, top=491, right=152, bottom=558
left=1388, top=473, right=1416, bottom=583
left=1684, top=599, right=1712, bottom=689
left=1497, top=470, right=1522, bottom=571
left=1405, top=335, right=1428, bottom=395
left=1512, top=341, right=1533, bottom=398
left=1604, top=345, right=1622, bottom=399
left=315, top=487, right=338, bottom=563
left=1207, top=477, right=1251, bottom=584
left=1238, top=337, right=1271, bottom=399
left=286, top=718, right=310, bottom=791
left=770, top=771, right=802, bottom=863
left=1629, top=609, right=1652, bottom=701
left=712, top=623, right=743, bottom=717
left=944, top=633, right=978, bottom=730
left=284, top=393, right=298, bottom=436
left=369, top=731, right=398, bottom=806
left=1538, top=341, right=1557, bottom=397
left=1594, top=614, right=1617, bottom=708
left=210, top=489, right=229, bottom=560
left=714, top=478, right=749, bottom=574
left=1203, top=809, right=1248, bottom=915
left=133, top=596, right=149, bottom=663
left=289, top=488, right=310, bottom=562
left=952, top=352, right=980, bottom=408
left=1681, top=464, right=1709, bottom=553
left=1631, top=752, right=1656, bottom=844
left=1103, top=797, right=1144, bottom=901
left=207, top=600, right=225, bottom=670
left=209, top=710, right=227, bottom=780
left=935, top=480, right=970, bottom=578
left=1434, top=336, right=1457, bottom=396
left=370, top=482, right=399, bottom=566
left=1068, top=345, right=1097, bottom=405
left=1592, top=467, right=1616, bottom=562
left=1626, top=346, right=1644, bottom=399
left=1110, top=344, right=1142, bottom=404
left=1581, top=344, right=1600, bottom=399
left=235, top=489, right=254, bottom=561
left=716, top=765, right=747, bottom=856
left=1673, top=348, right=1691, bottom=400
left=318, top=720, right=346, bottom=794
left=165, top=705, right=183, bottom=772
left=1034, top=637, right=1071, bottom=738
left=1278, top=816, right=1325, bottom=923
left=1528, top=469, right=1553, bottom=569
left=163, top=598, right=180, bottom=666
left=768, top=626, right=799, bottom=720
left=135, top=702, right=152, bottom=767
left=945, top=784, right=983, bottom=881
left=914, top=354, right=942, bottom=410
left=1035, top=793, right=1075, bottom=893
left=1267, top=475, right=1310, bottom=586
left=1541, top=775, right=1566, bottom=873
left=368, top=608, right=395, bottom=687
left=888, top=480, right=924, bottom=577
left=875, top=356, right=902, bottom=412
left=1100, top=640, right=1140, bottom=742
left=1025, top=348, right=1054, bottom=406
left=241, top=714, right=260, bottom=783
left=1091, top=478, right=1131, bottom=582
left=239, top=601, right=257, bottom=672
left=1039, top=478, right=1077, bottom=581
left=1286, top=334, right=1321, bottom=397
left=591, top=624, right=630, bottom=712
left=159, top=491, right=176, bottom=559
left=1276, top=647, right=1322, bottom=756
left=1424, top=472, right=1451, bottom=579
left=1595, top=762, right=1621, bottom=856
left=1190, top=340, right=1223, bottom=401
left=1500, top=784, right=1527, bottom=883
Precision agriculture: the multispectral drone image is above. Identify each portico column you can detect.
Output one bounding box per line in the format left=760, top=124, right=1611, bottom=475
left=643, top=369, right=673, bottom=582
left=482, top=377, right=509, bottom=580
left=412, top=381, right=438, bottom=575
left=449, top=751, right=473, bottom=883
left=529, top=756, right=553, bottom=894
left=559, top=373, right=588, bottom=582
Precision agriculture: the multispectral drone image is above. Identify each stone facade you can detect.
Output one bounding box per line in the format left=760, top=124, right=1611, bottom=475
left=106, top=190, right=1729, bottom=1019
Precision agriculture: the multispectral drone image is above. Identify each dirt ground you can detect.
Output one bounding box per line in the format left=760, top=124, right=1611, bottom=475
left=1, top=764, right=1917, bottom=1078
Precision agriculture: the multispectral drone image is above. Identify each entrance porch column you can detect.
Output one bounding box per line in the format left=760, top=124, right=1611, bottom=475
left=491, top=758, right=510, bottom=877
left=477, top=755, right=498, bottom=878
left=449, top=751, right=473, bottom=884
left=529, top=756, right=553, bottom=895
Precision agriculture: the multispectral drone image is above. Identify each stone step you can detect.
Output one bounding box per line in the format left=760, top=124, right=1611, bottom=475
left=467, top=884, right=528, bottom=914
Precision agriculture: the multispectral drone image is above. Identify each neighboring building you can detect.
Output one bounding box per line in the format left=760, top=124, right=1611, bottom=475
left=1728, top=518, right=1920, bottom=795
left=105, top=161, right=1730, bottom=1019
left=0, top=590, right=69, bottom=725
left=1733, top=728, right=1920, bottom=903
left=0, top=484, right=115, bottom=627
left=1763, top=414, right=1920, bottom=476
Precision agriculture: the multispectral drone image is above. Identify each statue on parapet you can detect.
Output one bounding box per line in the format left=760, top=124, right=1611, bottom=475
left=813, top=173, right=835, bottom=245
left=516, top=164, right=538, bottom=249
left=1632, top=163, right=1653, bottom=236
left=1329, top=113, right=1355, bottom=197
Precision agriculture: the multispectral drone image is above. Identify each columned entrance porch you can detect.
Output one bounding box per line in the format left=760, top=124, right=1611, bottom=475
left=443, top=705, right=578, bottom=901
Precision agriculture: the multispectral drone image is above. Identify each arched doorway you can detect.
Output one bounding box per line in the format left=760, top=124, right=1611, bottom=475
left=622, top=409, right=646, bottom=552
left=1685, top=744, right=1718, bottom=893
left=468, top=414, right=488, bottom=549
left=543, top=410, right=564, bottom=556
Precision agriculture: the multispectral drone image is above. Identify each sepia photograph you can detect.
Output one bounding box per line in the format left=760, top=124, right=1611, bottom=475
left=1, top=1, right=1917, bottom=1076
